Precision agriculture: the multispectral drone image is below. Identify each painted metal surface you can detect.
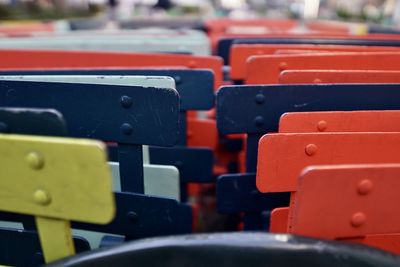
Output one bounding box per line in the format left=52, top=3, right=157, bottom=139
left=218, top=37, right=400, bottom=64
left=217, top=84, right=400, bottom=137
left=230, top=44, right=400, bottom=80
left=279, top=70, right=400, bottom=84
left=0, top=69, right=214, bottom=111
left=0, top=29, right=211, bottom=55
left=0, top=50, right=223, bottom=89
left=291, top=164, right=400, bottom=253
left=279, top=111, right=400, bottom=133
left=0, top=134, right=114, bottom=262
left=257, top=133, right=400, bottom=193
left=0, top=78, right=179, bottom=194
left=0, top=107, right=67, bottom=136
left=246, top=52, right=400, bottom=84
left=216, top=84, right=400, bottom=229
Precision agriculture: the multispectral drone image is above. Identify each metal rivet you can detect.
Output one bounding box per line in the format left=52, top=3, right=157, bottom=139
left=313, top=78, right=322, bottom=83
left=256, top=50, right=264, bottom=55
left=127, top=211, right=138, bottom=222
left=175, top=160, right=184, bottom=168
left=279, top=62, right=288, bottom=70
left=121, top=123, right=133, bottom=135
left=357, top=179, right=373, bottom=195
left=0, top=122, right=9, bottom=133
left=187, top=130, right=194, bottom=138
left=26, top=152, right=44, bottom=170
left=120, top=96, right=133, bottom=109
left=254, top=116, right=264, bottom=127
left=305, top=144, right=318, bottom=156
left=317, top=120, right=327, bottom=132
left=251, top=189, right=260, bottom=199
left=351, top=212, right=366, bottom=227
left=188, top=60, right=197, bottom=68
left=33, top=189, right=51, bottom=206
left=255, top=93, right=265, bottom=104
left=174, top=76, right=182, bottom=85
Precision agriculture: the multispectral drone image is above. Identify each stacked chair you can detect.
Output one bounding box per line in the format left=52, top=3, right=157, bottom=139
left=0, top=18, right=400, bottom=267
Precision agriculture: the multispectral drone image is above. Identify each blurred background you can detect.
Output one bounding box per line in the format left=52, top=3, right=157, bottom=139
left=1, top=0, right=400, bottom=26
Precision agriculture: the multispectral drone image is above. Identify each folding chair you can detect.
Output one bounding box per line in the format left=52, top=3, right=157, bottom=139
left=216, top=84, right=400, bottom=230
left=0, top=77, right=192, bottom=243
left=0, top=134, right=114, bottom=264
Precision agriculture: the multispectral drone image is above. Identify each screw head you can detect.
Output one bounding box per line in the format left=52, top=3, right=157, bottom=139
left=254, top=116, right=265, bottom=127
left=351, top=212, right=366, bottom=227
left=357, top=179, right=373, bottom=195
left=279, top=62, right=288, bottom=70
left=305, top=144, right=318, bottom=156
left=33, top=189, right=51, bottom=206
left=120, top=96, right=133, bottom=109
left=313, top=78, right=322, bottom=83
left=26, top=152, right=44, bottom=170
left=175, top=160, right=184, bottom=169
left=127, top=211, right=138, bottom=222
left=121, top=123, right=133, bottom=135
left=317, top=120, right=328, bottom=132
left=188, top=60, right=197, bottom=68
left=255, top=93, right=265, bottom=104
left=174, top=76, right=182, bottom=85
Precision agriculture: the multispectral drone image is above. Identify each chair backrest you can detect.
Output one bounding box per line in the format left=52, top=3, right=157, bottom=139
left=246, top=52, right=400, bottom=84
left=219, top=37, right=400, bottom=65
left=0, top=77, right=192, bottom=239
left=230, top=44, right=400, bottom=81
left=0, top=134, right=114, bottom=263
left=279, top=110, right=400, bottom=133
left=0, top=50, right=223, bottom=89
left=216, top=84, right=400, bottom=229
left=279, top=70, right=400, bottom=84
left=291, top=164, right=400, bottom=242
left=0, top=29, right=211, bottom=55
left=256, top=132, right=400, bottom=193
left=0, top=75, right=179, bottom=193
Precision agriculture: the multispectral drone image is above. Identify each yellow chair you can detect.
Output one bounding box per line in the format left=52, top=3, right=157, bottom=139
left=0, top=134, right=115, bottom=263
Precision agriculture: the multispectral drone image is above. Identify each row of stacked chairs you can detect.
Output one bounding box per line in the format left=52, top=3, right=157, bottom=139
left=1, top=18, right=400, bottom=266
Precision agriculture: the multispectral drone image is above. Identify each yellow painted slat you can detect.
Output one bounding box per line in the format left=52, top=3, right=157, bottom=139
left=0, top=134, right=115, bottom=224
left=35, top=217, right=75, bottom=263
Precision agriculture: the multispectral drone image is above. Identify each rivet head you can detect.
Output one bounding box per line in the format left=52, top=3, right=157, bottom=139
left=254, top=116, right=265, bottom=127
left=279, top=62, right=288, bottom=70
left=251, top=189, right=260, bottom=199
left=0, top=122, right=9, bottom=133
left=187, top=130, right=194, bottom=138
left=33, top=189, right=51, bottom=206
left=188, top=60, right=197, bottom=68
left=26, top=152, right=44, bottom=170
left=357, top=179, right=373, bottom=195
left=120, top=96, right=133, bottom=109
left=175, top=160, right=184, bottom=168
left=174, top=76, right=182, bottom=85
left=255, top=93, right=265, bottom=104
left=351, top=212, right=366, bottom=227
left=317, top=120, right=328, bottom=132
left=121, top=123, right=133, bottom=135
left=256, top=50, right=264, bottom=55
left=313, top=78, right=322, bottom=83
left=127, top=211, right=138, bottom=222
left=305, top=144, right=318, bottom=156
